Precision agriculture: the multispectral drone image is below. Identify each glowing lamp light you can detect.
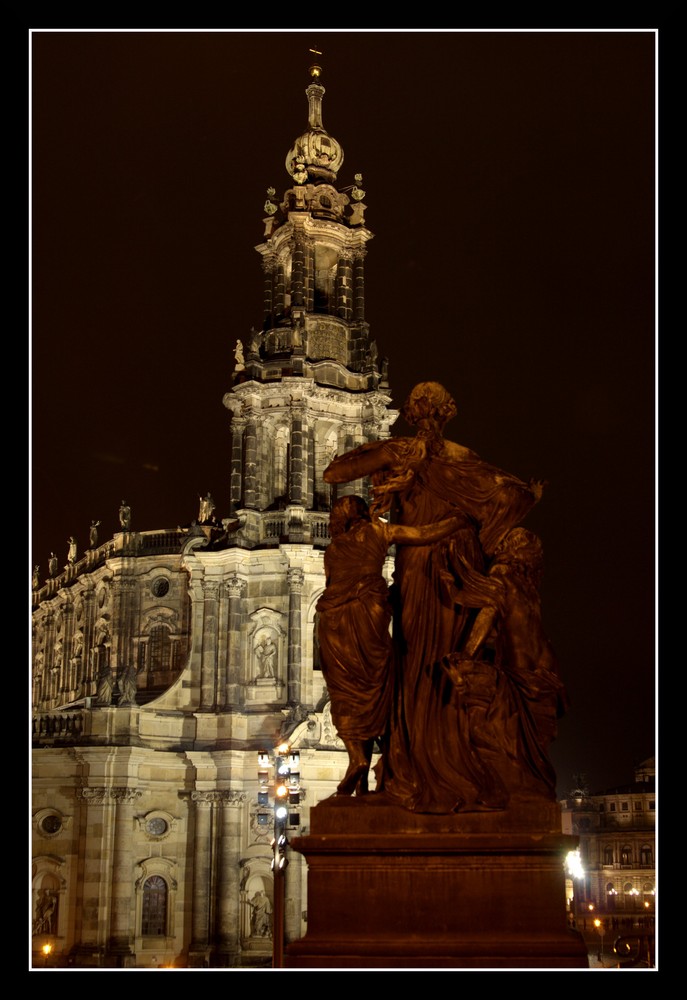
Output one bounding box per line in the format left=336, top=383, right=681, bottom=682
left=565, top=849, right=585, bottom=880
left=275, top=805, right=288, bottom=820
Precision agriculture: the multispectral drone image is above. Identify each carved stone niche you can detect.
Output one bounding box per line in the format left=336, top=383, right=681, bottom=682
left=246, top=609, right=287, bottom=705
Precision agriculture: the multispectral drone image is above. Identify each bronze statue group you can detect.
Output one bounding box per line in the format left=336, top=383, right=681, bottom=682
left=317, top=382, right=567, bottom=814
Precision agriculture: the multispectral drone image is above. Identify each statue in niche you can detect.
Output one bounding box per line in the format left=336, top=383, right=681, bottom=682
left=89, top=519, right=100, bottom=548
left=317, top=494, right=461, bottom=796
left=369, top=339, right=378, bottom=366
left=67, top=536, right=77, bottom=564
left=255, top=636, right=277, bottom=679
left=33, top=890, right=58, bottom=935
left=249, top=889, right=272, bottom=938
left=95, top=663, right=114, bottom=706
left=119, top=501, right=131, bottom=531
left=48, top=552, right=58, bottom=577
left=198, top=492, right=216, bottom=523
left=323, top=381, right=564, bottom=814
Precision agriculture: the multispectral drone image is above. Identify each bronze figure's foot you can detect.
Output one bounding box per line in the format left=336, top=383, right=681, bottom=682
left=337, top=760, right=369, bottom=795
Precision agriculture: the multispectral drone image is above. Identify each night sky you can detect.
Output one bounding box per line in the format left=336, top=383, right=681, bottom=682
left=29, top=29, right=656, bottom=797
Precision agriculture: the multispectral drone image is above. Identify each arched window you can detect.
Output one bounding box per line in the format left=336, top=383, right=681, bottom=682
left=603, top=846, right=614, bottom=865
left=149, top=626, right=172, bottom=673
left=640, top=844, right=653, bottom=865
left=620, top=845, right=632, bottom=865
left=141, top=875, right=167, bottom=936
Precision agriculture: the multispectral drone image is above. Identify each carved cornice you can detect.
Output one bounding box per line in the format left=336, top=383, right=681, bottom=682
left=190, top=790, right=247, bottom=806
left=77, top=788, right=142, bottom=805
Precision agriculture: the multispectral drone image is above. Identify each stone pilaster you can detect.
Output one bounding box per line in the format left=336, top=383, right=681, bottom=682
left=214, top=791, right=246, bottom=966
left=287, top=567, right=304, bottom=706
left=107, top=788, right=142, bottom=965
left=225, top=575, right=246, bottom=707
left=188, top=791, right=218, bottom=964
left=200, top=581, right=220, bottom=711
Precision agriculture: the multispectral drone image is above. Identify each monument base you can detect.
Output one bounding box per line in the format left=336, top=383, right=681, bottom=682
left=285, top=795, right=588, bottom=969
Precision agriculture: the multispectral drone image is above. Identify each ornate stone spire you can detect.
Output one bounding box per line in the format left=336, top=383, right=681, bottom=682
left=285, top=63, right=344, bottom=185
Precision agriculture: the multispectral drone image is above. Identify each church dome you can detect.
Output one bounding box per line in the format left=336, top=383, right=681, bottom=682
left=285, top=64, right=344, bottom=185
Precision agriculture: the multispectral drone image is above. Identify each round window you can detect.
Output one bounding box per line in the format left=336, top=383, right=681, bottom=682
left=146, top=817, right=168, bottom=836
left=152, top=578, right=169, bottom=598
left=40, top=814, right=62, bottom=835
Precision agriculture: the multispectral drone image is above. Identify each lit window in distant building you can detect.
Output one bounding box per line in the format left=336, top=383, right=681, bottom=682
left=141, top=875, right=167, bottom=936
left=621, top=846, right=632, bottom=865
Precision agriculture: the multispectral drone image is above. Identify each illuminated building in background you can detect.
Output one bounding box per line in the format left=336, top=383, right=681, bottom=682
left=31, top=61, right=396, bottom=969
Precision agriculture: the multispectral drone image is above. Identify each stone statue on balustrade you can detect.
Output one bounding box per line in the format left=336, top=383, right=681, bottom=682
left=322, top=381, right=567, bottom=814
left=95, top=664, right=114, bottom=706
left=198, top=492, right=216, bottom=524
left=118, top=665, right=138, bottom=706
left=119, top=501, right=131, bottom=531
left=89, top=519, right=100, bottom=548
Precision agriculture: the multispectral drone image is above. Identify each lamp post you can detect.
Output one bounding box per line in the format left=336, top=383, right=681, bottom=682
left=257, top=742, right=301, bottom=969
left=593, top=918, right=605, bottom=965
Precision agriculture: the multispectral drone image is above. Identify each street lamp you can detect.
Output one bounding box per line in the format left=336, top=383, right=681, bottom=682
left=593, top=918, right=605, bottom=965
left=257, top=743, right=301, bottom=968
left=564, top=849, right=585, bottom=926
left=41, top=942, right=52, bottom=968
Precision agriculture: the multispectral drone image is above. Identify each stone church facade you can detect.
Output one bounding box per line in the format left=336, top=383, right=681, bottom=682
left=31, top=63, right=397, bottom=968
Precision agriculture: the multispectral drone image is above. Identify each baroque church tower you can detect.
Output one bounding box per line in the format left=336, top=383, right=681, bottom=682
left=31, top=61, right=396, bottom=969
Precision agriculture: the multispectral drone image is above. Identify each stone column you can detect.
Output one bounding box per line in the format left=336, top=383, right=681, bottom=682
left=292, top=235, right=305, bottom=308
left=262, top=256, right=274, bottom=328
left=230, top=416, right=246, bottom=510
left=225, top=575, right=246, bottom=707
left=337, top=251, right=354, bottom=320
left=243, top=418, right=258, bottom=510
left=61, top=602, right=74, bottom=697
left=274, top=262, right=286, bottom=320
left=287, top=567, right=304, bottom=707
left=82, top=590, right=97, bottom=691
left=110, top=578, right=136, bottom=684
left=353, top=251, right=366, bottom=322
left=107, top=788, right=141, bottom=964
left=200, top=581, right=220, bottom=711
left=43, top=611, right=56, bottom=707
left=304, top=238, right=315, bottom=311
left=289, top=403, right=305, bottom=506
left=214, top=791, right=246, bottom=966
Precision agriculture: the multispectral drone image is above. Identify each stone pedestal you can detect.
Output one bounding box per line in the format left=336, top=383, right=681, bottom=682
left=285, top=795, right=588, bottom=969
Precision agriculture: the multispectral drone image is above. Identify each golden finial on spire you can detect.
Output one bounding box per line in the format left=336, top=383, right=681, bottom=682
left=309, top=47, right=323, bottom=79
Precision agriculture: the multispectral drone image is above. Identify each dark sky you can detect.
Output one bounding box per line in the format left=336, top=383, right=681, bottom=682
left=30, top=29, right=656, bottom=796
